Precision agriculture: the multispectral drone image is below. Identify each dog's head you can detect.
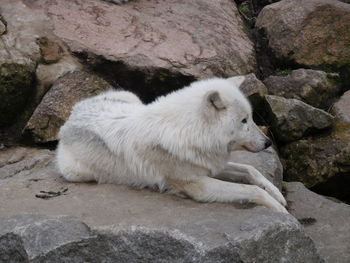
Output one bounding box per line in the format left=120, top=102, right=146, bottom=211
left=200, top=76, right=271, bottom=153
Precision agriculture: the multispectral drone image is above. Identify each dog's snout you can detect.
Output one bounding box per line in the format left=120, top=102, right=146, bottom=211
left=264, top=139, right=272, bottom=149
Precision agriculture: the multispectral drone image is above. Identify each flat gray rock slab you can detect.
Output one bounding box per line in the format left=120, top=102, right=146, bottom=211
left=0, top=147, right=324, bottom=262
left=286, top=182, right=350, bottom=263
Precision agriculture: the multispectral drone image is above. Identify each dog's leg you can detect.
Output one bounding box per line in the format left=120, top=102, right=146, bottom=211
left=167, top=177, right=288, bottom=213
left=217, top=162, right=287, bottom=207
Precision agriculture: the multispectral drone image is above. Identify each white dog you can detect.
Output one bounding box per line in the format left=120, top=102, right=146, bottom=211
left=56, top=77, right=288, bottom=213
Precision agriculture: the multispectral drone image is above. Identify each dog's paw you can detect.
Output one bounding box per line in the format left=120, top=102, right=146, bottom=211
left=264, top=183, right=287, bottom=207
left=260, top=190, right=289, bottom=214
left=249, top=168, right=287, bottom=207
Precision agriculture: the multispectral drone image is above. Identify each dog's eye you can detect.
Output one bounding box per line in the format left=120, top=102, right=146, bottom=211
left=241, top=118, right=247, bottom=124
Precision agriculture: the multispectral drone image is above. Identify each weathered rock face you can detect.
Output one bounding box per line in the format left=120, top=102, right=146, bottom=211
left=256, top=0, right=350, bottom=81
left=29, top=0, right=256, bottom=101
left=281, top=123, right=350, bottom=196
left=286, top=182, right=350, bottom=263
left=264, top=95, right=334, bottom=142
left=0, top=147, right=53, bottom=180
left=240, top=73, right=268, bottom=109
left=0, top=146, right=325, bottom=262
left=0, top=1, right=86, bottom=134
left=229, top=147, right=283, bottom=190
left=331, top=90, right=350, bottom=122
left=0, top=213, right=324, bottom=263
left=24, top=71, right=112, bottom=143
left=36, top=37, right=63, bottom=64
left=0, top=15, right=6, bottom=35
left=263, top=69, right=341, bottom=108
left=0, top=1, right=57, bottom=127
left=0, top=57, right=35, bottom=127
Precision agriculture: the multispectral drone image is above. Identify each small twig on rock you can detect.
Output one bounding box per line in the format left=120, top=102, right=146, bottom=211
left=35, top=187, right=68, bottom=200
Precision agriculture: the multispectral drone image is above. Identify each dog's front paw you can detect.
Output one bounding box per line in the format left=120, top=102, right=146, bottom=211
left=264, top=183, right=287, bottom=207
left=259, top=189, right=289, bottom=214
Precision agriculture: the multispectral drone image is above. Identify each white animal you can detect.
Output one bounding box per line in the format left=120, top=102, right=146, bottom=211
left=56, top=77, right=288, bottom=213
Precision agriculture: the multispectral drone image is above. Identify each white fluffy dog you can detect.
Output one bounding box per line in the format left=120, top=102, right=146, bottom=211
left=56, top=77, right=288, bottom=213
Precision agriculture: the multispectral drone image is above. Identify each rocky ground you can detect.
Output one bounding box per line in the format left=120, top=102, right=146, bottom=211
left=1, top=0, right=350, bottom=262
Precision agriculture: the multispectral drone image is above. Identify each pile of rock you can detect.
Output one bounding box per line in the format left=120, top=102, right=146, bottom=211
left=1, top=0, right=350, bottom=261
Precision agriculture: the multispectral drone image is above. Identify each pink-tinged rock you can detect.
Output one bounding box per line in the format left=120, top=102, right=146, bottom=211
left=32, top=0, right=256, bottom=78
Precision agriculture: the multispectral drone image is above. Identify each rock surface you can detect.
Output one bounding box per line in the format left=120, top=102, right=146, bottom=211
left=0, top=146, right=324, bottom=262
left=0, top=147, right=53, bottom=180
left=281, top=123, right=350, bottom=195
left=28, top=0, right=256, bottom=101
left=0, top=0, right=54, bottom=127
left=229, top=147, right=283, bottom=190
left=256, top=0, right=350, bottom=79
left=286, top=182, right=350, bottom=263
left=0, top=15, right=6, bottom=35
left=36, top=37, right=63, bottom=64
left=264, top=69, right=341, bottom=108
left=331, top=90, right=350, bottom=122
left=264, top=95, right=335, bottom=142
left=240, top=73, right=268, bottom=109
left=24, top=71, right=112, bottom=143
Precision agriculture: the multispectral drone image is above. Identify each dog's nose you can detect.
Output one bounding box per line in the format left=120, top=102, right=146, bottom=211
left=264, top=139, right=272, bottom=149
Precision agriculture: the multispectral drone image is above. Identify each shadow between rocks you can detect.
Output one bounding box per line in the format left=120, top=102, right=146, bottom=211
left=74, top=52, right=196, bottom=104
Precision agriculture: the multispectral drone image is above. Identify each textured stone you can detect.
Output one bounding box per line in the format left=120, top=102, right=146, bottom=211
left=286, top=182, right=350, bottom=263
left=29, top=0, right=257, bottom=101
left=281, top=123, right=350, bottom=193
left=0, top=2, right=41, bottom=126
left=25, top=71, right=112, bottom=143
left=240, top=73, right=268, bottom=109
left=0, top=146, right=53, bottom=180
left=0, top=15, right=6, bottom=35
left=264, top=69, right=341, bottom=108
left=37, top=37, right=63, bottom=64
left=264, top=95, right=335, bottom=142
left=0, top=150, right=324, bottom=262
left=256, top=0, right=350, bottom=80
left=0, top=212, right=324, bottom=263
left=331, top=90, right=350, bottom=122
left=229, top=147, right=283, bottom=190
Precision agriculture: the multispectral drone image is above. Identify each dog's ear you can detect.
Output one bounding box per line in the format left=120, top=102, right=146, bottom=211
left=227, top=76, right=245, bottom=88
left=206, top=91, right=226, bottom=110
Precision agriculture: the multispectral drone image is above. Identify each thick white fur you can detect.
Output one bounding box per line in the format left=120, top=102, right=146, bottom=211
left=56, top=77, right=288, bottom=213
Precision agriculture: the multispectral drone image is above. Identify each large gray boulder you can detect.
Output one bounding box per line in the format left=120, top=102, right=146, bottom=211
left=0, top=213, right=324, bottom=263
left=24, top=71, right=112, bottom=143
left=32, top=0, right=257, bottom=101
left=263, top=69, right=341, bottom=108
left=0, top=146, right=324, bottom=262
left=256, top=0, right=350, bottom=80
left=264, top=95, right=335, bottom=142
left=286, top=182, right=350, bottom=263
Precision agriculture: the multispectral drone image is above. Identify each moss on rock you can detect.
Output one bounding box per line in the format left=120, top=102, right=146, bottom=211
left=281, top=122, right=350, bottom=188
left=0, top=63, right=34, bottom=127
